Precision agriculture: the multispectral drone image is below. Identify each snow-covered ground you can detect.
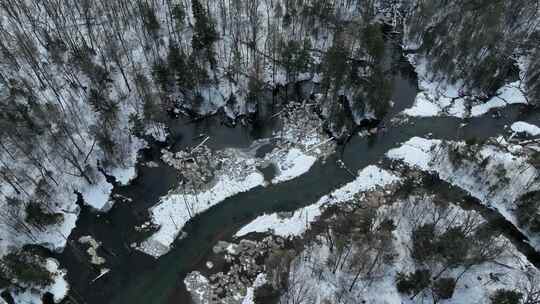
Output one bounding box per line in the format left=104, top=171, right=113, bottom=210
left=138, top=170, right=265, bottom=258
left=7, top=258, right=69, bottom=304
left=269, top=148, right=317, bottom=184
left=263, top=103, right=336, bottom=183
left=137, top=102, right=336, bottom=258
left=387, top=136, right=540, bottom=250
left=511, top=121, right=540, bottom=136
left=0, top=133, right=143, bottom=254
left=79, top=235, right=106, bottom=265
left=0, top=147, right=141, bottom=302
left=0, top=140, right=142, bottom=304
left=0, top=1, right=149, bottom=297
left=185, top=272, right=269, bottom=304
left=137, top=146, right=265, bottom=258
left=0, top=0, right=357, bottom=281
left=184, top=237, right=271, bottom=304
left=236, top=165, right=400, bottom=238
left=144, top=123, right=169, bottom=143
left=241, top=273, right=267, bottom=304
left=184, top=272, right=212, bottom=304
left=166, top=0, right=368, bottom=117
left=188, top=174, right=540, bottom=304
left=78, top=141, right=143, bottom=212
left=278, top=196, right=540, bottom=304
left=401, top=56, right=528, bottom=118
left=136, top=144, right=323, bottom=257
left=386, top=137, right=441, bottom=171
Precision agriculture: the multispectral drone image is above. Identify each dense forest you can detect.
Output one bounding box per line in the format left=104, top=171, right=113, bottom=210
left=1, top=0, right=540, bottom=303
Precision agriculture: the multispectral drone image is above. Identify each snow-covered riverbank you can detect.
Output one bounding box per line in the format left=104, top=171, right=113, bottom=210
left=136, top=104, right=337, bottom=257
left=187, top=161, right=540, bottom=304
left=387, top=136, right=540, bottom=250
left=236, top=165, right=399, bottom=238
left=401, top=56, right=529, bottom=119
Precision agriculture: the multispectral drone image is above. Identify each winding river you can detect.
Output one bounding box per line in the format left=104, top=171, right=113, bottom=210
left=54, top=41, right=540, bottom=304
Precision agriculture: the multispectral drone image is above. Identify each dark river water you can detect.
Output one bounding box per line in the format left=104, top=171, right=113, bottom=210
left=53, top=42, right=540, bottom=304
